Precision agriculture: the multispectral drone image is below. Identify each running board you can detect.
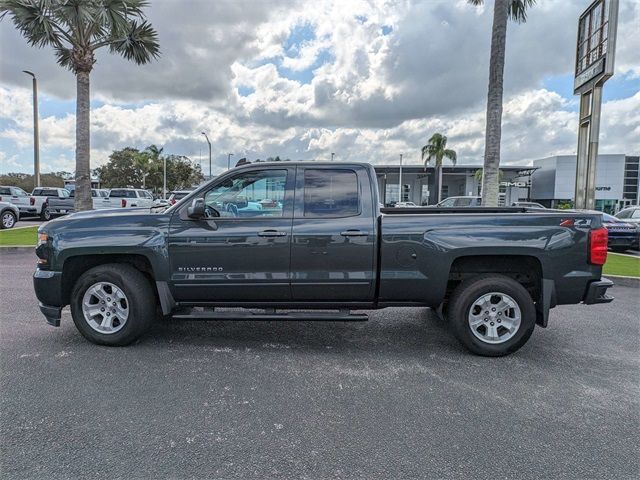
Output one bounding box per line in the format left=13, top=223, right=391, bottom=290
left=171, top=309, right=368, bottom=322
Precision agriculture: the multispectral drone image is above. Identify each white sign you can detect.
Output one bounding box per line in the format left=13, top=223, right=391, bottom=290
left=500, top=181, right=527, bottom=188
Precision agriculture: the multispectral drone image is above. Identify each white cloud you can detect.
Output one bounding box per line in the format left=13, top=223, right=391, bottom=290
left=0, top=0, right=638, bottom=175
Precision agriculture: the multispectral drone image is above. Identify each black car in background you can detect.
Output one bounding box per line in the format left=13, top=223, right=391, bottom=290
left=601, top=212, right=639, bottom=252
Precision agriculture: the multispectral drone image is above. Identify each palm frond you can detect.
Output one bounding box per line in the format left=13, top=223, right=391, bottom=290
left=0, top=0, right=70, bottom=48
left=444, top=149, right=457, bottom=165
left=54, top=45, right=73, bottom=69
left=109, top=20, right=160, bottom=64
left=508, top=0, right=536, bottom=24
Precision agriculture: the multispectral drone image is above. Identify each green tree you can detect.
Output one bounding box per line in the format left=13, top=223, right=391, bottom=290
left=0, top=172, right=69, bottom=192
left=1, top=0, right=160, bottom=211
left=421, top=133, right=457, bottom=203
left=467, top=0, right=535, bottom=206
left=95, top=146, right=203, bottom=192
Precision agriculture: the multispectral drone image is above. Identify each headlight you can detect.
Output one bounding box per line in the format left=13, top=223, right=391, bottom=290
left=37, top=232, right=48, bottom=247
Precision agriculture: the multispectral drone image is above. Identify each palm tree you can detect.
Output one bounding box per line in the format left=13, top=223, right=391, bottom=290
left=421, top=133, right=457, bottom=204
left=468, top=0, right=535, bottom=206
left=1, top=0, right=160, bottom=211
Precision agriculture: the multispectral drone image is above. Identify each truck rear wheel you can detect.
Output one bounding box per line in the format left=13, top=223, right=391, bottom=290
left=40, top=206, right=51, bottom=221
left=448, top=274, right=535, bottom=356
left=70, top=264, right=155, bottom=346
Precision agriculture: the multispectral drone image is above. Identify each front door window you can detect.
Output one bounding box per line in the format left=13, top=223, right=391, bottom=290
left=204, top=170, right=287, bottom=218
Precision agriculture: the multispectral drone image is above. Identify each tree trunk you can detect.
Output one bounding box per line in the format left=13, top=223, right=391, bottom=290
left=481, top=0, right=509, bottom=207
left=436, top=164, right=443, bottom=203
left=75, top=71, right=93, bottom=211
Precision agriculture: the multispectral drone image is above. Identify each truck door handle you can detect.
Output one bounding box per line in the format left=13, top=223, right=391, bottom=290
left=340, top=230, right=368, bottom=237
left=258, top=230, right=287, bottom=237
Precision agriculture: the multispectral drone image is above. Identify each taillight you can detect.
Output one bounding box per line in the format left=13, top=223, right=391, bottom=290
left=30, top=197, right=35, bottom=205
left=589, top=227, right=608, bottom=265
left=121, top=199, right=127, bottom=208
left=170, top=198, right=176, bottom=205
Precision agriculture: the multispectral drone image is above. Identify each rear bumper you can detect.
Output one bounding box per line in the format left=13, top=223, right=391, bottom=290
left=33, top=269, right=64, bottom=326
left=583, top=278, right=614, bottom=304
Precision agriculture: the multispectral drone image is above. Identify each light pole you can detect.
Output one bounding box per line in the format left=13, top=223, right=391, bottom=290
left=23, top=70, right=40, bottom=187
left=163, top=155, right=167, bottom=200
left=331, top=152, right=335, bottom=162
left=201, top=132, right=212, bottom=178
left=398, top=153, right=403, bottom=203
left=227, top=153, right=234, bottom=170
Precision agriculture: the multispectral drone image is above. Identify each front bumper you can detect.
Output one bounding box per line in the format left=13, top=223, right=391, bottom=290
left=33, top=269, right=64, bottom=326
left=39, top=303, right=62, bottom=327
left=583, top=278, right=614, bottom=304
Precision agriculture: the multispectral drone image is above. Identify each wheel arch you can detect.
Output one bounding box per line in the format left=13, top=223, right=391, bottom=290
left=445, top=254, right=546, bottom=321
left=60, top=254, right=158, bottom=306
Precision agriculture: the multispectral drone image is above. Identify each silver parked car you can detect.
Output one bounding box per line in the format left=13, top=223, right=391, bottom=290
left=0, top=201, right=20, bottom=229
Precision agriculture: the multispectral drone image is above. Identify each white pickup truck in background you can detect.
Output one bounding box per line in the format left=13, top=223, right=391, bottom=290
left=100, top=188, right=155, bottom=209
left=48, top=188, right=110, bottom=215
left=31, top=187, right=72, bottom=220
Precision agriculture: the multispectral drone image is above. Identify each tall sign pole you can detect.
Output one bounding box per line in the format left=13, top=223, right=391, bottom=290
left=573, top=0, right=618, bottom=210
left=23, top=71, right=40, bottom=187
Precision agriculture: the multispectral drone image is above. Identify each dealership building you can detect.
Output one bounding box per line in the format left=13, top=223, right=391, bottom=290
left=529, top=154, right=639, bottom=212
left=373, top=164, right=536, bottom=206
left=372, top=154, right=639, bottom=211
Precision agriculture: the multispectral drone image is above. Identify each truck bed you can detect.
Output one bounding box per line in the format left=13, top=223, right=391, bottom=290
left=381, top=207, right=530, bottom=214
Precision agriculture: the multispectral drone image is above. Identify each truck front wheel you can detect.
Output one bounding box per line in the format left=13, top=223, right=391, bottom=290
left=70, top=264, right=156, bottom=346
left=448, top=275, right=536, bottom=356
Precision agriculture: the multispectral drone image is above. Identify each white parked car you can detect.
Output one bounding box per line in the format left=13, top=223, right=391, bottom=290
left=101, top=188, right=155, bottom=209
left=395, top=201, right=419, bottom=208
left=0, top=186, right=37, bottom=217
left=0, top=201, right=20, bottom=229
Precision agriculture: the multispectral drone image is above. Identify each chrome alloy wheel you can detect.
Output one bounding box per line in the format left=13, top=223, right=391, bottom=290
left=468, top=292, right=521, bottom=344
left=82, top=282, right=129, bottom=334
left=2, top=212, right=15, bottom=228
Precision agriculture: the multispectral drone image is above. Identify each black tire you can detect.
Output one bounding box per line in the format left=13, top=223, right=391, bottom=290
left=1, top=210, right=17, bottom=229
left=448, top=274, right=536, bottom=356
left=70, top=264, right=156, bottom=346
left=40, top=206, right=51, bottom=221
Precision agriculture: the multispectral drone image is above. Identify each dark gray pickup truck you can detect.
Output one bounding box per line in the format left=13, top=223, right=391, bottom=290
left=34, top=162, right=613, bottom=356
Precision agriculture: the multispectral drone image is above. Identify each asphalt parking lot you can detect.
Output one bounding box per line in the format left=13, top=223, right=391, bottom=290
left=1, top=250, right=638, bottom=479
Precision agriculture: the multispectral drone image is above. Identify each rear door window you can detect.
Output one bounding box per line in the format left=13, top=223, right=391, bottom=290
left=454, top=197, right=473, bottom=207
left=109, top=190, right=137, bottom=198
left=303, top=169, right=359, bottom=218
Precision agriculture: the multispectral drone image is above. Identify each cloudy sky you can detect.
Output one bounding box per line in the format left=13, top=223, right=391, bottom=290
left=0, top=0, right=639, bottom=176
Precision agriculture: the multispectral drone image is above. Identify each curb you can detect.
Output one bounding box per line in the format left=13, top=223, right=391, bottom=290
left=608, top=275, right=640, bottom=288
left=11, top=225, right=41, bottom=230
left=609, top=252, right=640, bottom=259
left=0, top=246, right=35, bottom=251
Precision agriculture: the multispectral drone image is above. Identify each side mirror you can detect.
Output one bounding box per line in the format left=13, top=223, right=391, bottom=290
left=187, top=198, right=205, bottom=219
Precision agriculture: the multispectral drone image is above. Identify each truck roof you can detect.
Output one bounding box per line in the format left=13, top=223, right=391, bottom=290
left=234, top=161, right=374, bottom=169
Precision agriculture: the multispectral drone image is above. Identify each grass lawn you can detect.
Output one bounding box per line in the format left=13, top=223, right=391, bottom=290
left=603, top=252, right=640, bottom=278
left=0, top=226, right=38, bottom=246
